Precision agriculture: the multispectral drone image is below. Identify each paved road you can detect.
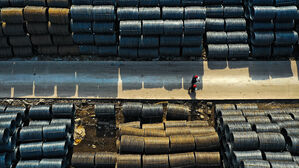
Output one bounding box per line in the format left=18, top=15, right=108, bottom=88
left=0, top=60, right=298, bottom=100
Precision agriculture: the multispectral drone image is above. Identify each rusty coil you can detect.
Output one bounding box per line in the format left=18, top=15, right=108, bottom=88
left=167, top=104, right=190, bottom=120
left=143, top=154, right=169, bottom=168
left=48, top=8, right=70, bottom=24
left=144, top=128, right=166, bottom=137
left=71, top=152, right=95, bottom=167
left=187, top=120, right=209, bottom=127
left=119, top=121, right=141, bottom=129
left=48, top=22, right=70, bottom=35
left=9, top=35, right=32, bottom=47
left=169, top=152, right=195, bottom=168
left=95, top=152, right=117, bottom=168
left=144, top=137, right=169, bottom=154
left=13, top=47, right=33, bottom=57
left=119, top=127, right=144, bottom=136
left=165, top=127, right=190, bottom=136
left=53, top=35, right=74, bottom=45
left=24, top=6, right=48, bottom=22
left=120, top=135, right=144, bottom=154
left=170, top=135, right=195, bottom=153
left=31, top=35, right=53, bottom=46
left=246, top=116, right=272, bottom=124
left=142, top=104, right=164, bottom=119
left=142, top=123, right=164, bottom=130
left=2, top=23, right=26, bottom=36
left=189, top=127, right=216, bottom=135
left=117, top=154, right=141, bottom=168
left=26, top=22, right=48, bottom=34
left=164, top=120, right=187, bottom=128
left=195, top=152, right=221, bottom=167
left=37, top=46, right=58, bottom=55
left=58, top=45, right=80, bottom=55
left=1, top=8, right=24, bottom=23
left=194, top=132, right=220, bottom=151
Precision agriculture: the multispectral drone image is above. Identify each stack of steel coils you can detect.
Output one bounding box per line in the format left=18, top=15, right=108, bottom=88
left=215, top=103, right=299, bottom=168
left=70, top=0, right=117, bottom=56
left=0, top=105, right=24, bottom=168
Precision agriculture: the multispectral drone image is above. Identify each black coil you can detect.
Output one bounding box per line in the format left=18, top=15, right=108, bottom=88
left=0, top=120, right=16, bottom=135
left=117, top=0, right=138, bottom=6
left=264, top=152, right=293, bottom=161
left=5, top=106, right=27, bottom=120
left=118, top=47, right=138, bottom=58
left=269, top=161, right=299, bottom=168
left=19, top=141, right=43, bottom=159
left=253, top=123, right=281, bottom=133
left=286, top=136, right=299, bottom=154
left=72, top=0, right=92, bottom=5
left=13, top=47, right=33, bottom=57
left=163, top=20, right=183, bottom=35
left=275, top=21, right=294, bottom=30
left=26, top=22, right=48, bottom=35
left=225, top=18, right=246, bottom=31
left=205, top=18, right=225, bottom=31
left=122, top=102, right=142, bottom=118
left=224, top=122, right=252, bottom=140
left=141, top=104, right=163, bottom=119
left=95, top=152, right=117, bottom=167
left=142, top=20, right=164, bottom=35
left=29, top=105, right=51, bottom=120
left=50, top=119, right=74, bottom=132
left=162, top=7, right=184, bottom=19
left=251, top=46, right=271, bottom=58
left=184, top=19, right=205, bottom=35
left=96, top=46, right=117, bottom=56
left=251, top=31, right=274, bottom=46
left=206, top=5, right=224, bottom=18
left=167, top=104, right=190, bottom=120
left=272, top=46, right=293, bottom=57
left=16, top=160, right=40, bottom=168
left=52, top=103, right=75, bottom=118
left=276, top=6, right=297, bottom=21
left=230, top=131, right=259, bottom=150
left=183, top=46, right=201, bottom=56
left=47, top=0, right=69, bottom=7
left=139, top=36, right=159, bottom=48
left=160, top=36, right=181, bottom=46
left=224, top=6, right=244, bottom=18
left=119, top=36, right=139, bottom=48
left=248, top=0, right=273, bottom=6
left=138, top=7, right=160, bottom=20
left=217, top=109, right=243, bottom=116
left=159, top=0, right=181, bottom=6
left=207, top=44, right=228, bottom=59
left=43, top=140, right=68, bottom=157
left=138, top=48, right=159, bottom=58
left=282, top=128, right=299, bottom=137
left=92, top=22, right=114, bottom=33
left=71, top=21, right=92, bottom=33
left=43, top=124, right=67, bottom=140
left=232, top=150, right=263, bottom=168
left=0, top=128, right=9, bottom=145
left=220, top=115, right=246, bottom=126
left=0, top=48, right=13, bottom=57
left=117, top=7, right=139, bottom=21
left=184, top=6, right=206, bottom=19
left=250, top=6, right=276, bottom=20
left=93, top=6, right=115, bottom=21
left=119, top=21, right=141, bottom=36
left=0, top=135, right=16, bottom=152
left=0, top=113, right=22, bottom=127
left=0, top=152, right=11, bottom=168
left=182, top=35, right=202, bottom=46
left=1, top=8, right=24, bottom=23
left=19, top=126, right=43, bottom=142
left=206, top=31, right=227, bottom=44
left=9, top=35, right=32, bottom=47
left=31, top=35, right=53, bottom=46
left=39, top=158, right=64, bottom=168
left=48, top=23, right=70, bottom=35
left=240, top=160, right=271, bottom=168
left=29, top=120, right=50, bottom=126
left=274, top=31, right=298, bottom=45
left=95, top=103, right=115, bottom=118
left=0, top=37, right=10, bottom=48
left=73, top=34, right=94, bottom=44
left=227, top=32, right=248, bottom=44
left=268, top=113, right=293, bottom=122
left=70, top=5, right=93, bottom=21
left=258, top=133, right=286, bottom=151
left=79, top=45, right=96, bottom=55
left=250, top=21, right=274, bottom=31
left=71, top=152, right=95, bottom=167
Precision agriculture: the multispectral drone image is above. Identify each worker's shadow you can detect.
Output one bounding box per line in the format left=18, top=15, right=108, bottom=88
left=188, top=87, right=197, bottom=99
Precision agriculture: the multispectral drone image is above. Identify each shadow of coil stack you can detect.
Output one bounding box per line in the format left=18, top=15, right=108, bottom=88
left=11, top=103, right=75, bottom=168
left=215, top=103, right=299, bottom=168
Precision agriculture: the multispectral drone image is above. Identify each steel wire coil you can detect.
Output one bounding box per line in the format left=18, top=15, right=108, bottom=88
left=79, top=45, right=96, bottom=55
left=206, top=31, right=227, bottom=44
left=29, top=120, right=50, bottom=126
left=220, top=115, right=246, bottom=126
left=274, top=31, right=298, bottom=45
left=223, top=0, right=242, bottom=4
left=9, top=0, right=27, bottom=7
left=141, top=104, right=163, bottom=119
left=184, top=19, right=205, bottom=35
left=2, top=23, right=26, bottom=36
left=0, top=37, right=10, bottom=48
left=138, top=7, right=160, bottom=20
left=206, top=5, right=223, bottom=18
left=43, top=140, right=68, bottom=157
left=159, top=0, right=181, bottom=6
left=286, top=136, right=299, bottom=154
left=275, top=21, right=294, bottom=30
left=250, top=21, right=274, bottom=30
left=93, top=6, right=115, bottom=21
left=94, top=103, right=115, bottom=118
left=251, top=31, right=274, bottom=46
left=37, top=46, right=58, bottom=55
left=207, top=44, right=228, bottom=59
left=166, top=104, right=190, bottom=120
left=0, top=113, right=22, bottom=127
left=225, top=18, right=246, bottom=31
left=250, top=6, right=276, bottom=20
left=94, top=34, right=116, bottom=45
left=159, top=47, right=180, bottom=57
left=217, top=109, right=243, bottom=116
left=275, top=0, right=296, bottom=5
left=163, top=20, right=183, bottom=35
left=19, top=126, right=43, bottom=142
left=43, top=124, right=67, bottom=140
left=9, top=35, right=32, bottom=47
left=224, top=6, right=244, bottom=17
left=47, top=0, right=69, bottom=7
left=169, top=152, right=195, bottom=168
left=120, top=135, right=144, bottom=154
left=275, top=118, right=299, bottom=127
left=142, top=123, right=164, bottom=130
left=248, top=0, right=273, bottom=6
left=184, top=6, right=206, bottom=19
left=194, top=152, right=221, bottom=167
left=194, top=132, right=219, bottom=151
left=0, top=47, right=13, bottom=57
left=269, top=113, right=293, bottom=122
left=182, top=45, right=203, bottom=58
left=29, top=105, right=51, bottom=120
left=122, top=102, right=142, bottom=118
left=0, top=128, right=9, bottom=145
left=251, top=46, right=271, bottom=58
left=58, top=45, right=80, bottom=55
left=139, top=0, right=158, bottom=6
left=70, top=5, right=93, bottom=21
left=138, top=48, right=159, bottom=58
left=164, top=120, right=187, bottom=128
left=27, top=0, right=46, bottom=6
left=117, top=7, right=138, bottom=21
left=269, top=161, right=299, bottom=168
left=253, top=123, right=281, bottom=133
left=26, top=22, right=48, bottom=34
left=242, top=110, right=267, bottom=116
left=48, top=8, right=69, bottom=24
left=0, top=120, right=16, bottom=135
left=1, top=8, right=24, bottom=23
left=24, top=6, right=47, bottom=22
left=170, top=135, right=195, bottom=152
left=142, top=154, right=169, bottom=168
left=139, top=36, right=159, bottom=48
left=144, top=137, right=169, bottom=154
left=232, top=150, right=263, bottom=168
left=258, top=133, right=286, bottom=151
left=39, top=158, right=64, bottom=168
left=224, top=122, right=252, bottom=140
left=117, top=0, right=138, bottom=6
left=205, top=18, right=224, bottom=31
left=240, top=160, right=271, bottom=168
left=162, top=7, right=184, bottom=20
left=119, top=21, right=141, bottom=36
left=272, top=46, right=293, bottom=57
left=73, top=34, right=94, bottom=45
left=52, top=103, right=75, bottom=118
left=71, top=21, right=92, bottom=33
left=119, top=36, right=139, bottom=48
left=215, top=104, right=236, bottom=112
left=13, top=47, right=33, bottom=57
left=95, top=152, right=117, bottom=167
left=20, top=141, right=43, bottom=159
left=187, top=121, right=209, bottom=127
left=246, top=116, right=271, bottom=124
left=142, top=20, right=163, bottom=35
left=276, top=6, right=297, bottom=20
left=92, top=22, right=114, bottom=33
left=16, top=160, right=40, bottom=168
left=160, top=36, right=181, bottom=47
left=0, top=152, right=11, bottom=168
left=264, top=152, right=293, bottom=161
left=0, top=135, right=16, bottom=152
left=72, top=0, right=92, bottom=5
left=144, top=128, right=166, bottom=137
left=118, top=47, right=138, bottom=58
left=50, top=119, right=73, bottom=132
left=71, top=152, right=95, bottom=167
left=182, top=0, right=203, bottom=5
left=117, top=154, right=141, bottom=168
left=31, top=35, right=53, bottom=46
left=282, top=128, right=299, bottom=136
left=230, top=131, right=259, bottom=150
left=96, top=46, right=118, bottom=56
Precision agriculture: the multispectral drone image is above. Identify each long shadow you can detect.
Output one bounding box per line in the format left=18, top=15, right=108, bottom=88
left=12, top=62, right=35, bottom=97
left=268, top=60, right=293, bottom=79
left=228, top=61, right=249, bottom=69
left=207, top=60, right=228, bottom=70
left=0, top=62, right=13, bottom=97
left=248, top=61, right=270, bottom=80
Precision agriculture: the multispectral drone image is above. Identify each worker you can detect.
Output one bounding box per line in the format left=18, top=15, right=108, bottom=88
left=188, top=75, right=200, bottom=93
